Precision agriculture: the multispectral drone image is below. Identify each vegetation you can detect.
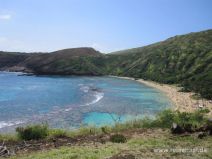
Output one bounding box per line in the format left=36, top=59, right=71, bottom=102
left=110, top=134, right=127, bottom=143
left=8, top=130, right=212, bottom=159
left=0, top=109, right=211, bottom=158
left=0, top=134, right=18, bottom=142
left=108, top=109, right=210, bottom=133
left=16, top=124, right=48, bottom=140
left=103, top=29, right=212, bottom=99
left=10, top=144, right=122, bottom=159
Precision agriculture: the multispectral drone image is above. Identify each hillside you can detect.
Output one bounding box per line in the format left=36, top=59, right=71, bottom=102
left=102, top=29, right=212, bottom=99
left=0, top=47, right=103, bottom=75
left=0, top=30, right=211, bottom=98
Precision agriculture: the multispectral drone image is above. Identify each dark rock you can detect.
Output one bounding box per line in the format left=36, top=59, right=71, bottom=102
left=209, top=130, right=212, bottom=136
left=91, top=88, right=101, bottom=92
left=171, top=123, right=185, bottom=134
left=198, top=132, right=207, bottom=139
left=206, top=119, right=212, bottom=135
left=183, top=123, right=194, bottom=133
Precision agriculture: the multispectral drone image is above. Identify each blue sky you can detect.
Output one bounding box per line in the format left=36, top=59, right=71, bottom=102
left=0, top=0, right=211, bottom=53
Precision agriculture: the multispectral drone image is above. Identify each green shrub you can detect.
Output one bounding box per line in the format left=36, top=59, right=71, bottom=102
left=110, top=134, right=127, bottom=143
left=140, top=109, right=209, bottom=130
left=101, top=126, right=111, bottom=134
left=198, top=108, right=210, bottom=114
left=154, top=109, right=175, bottom=128
left=16, top=124, right=48, bottom=140
left=48, top=129, right=68, bottom=138
left=139, top=109, right=175, bottom=128
left=140, top=117, right=154, bottom=128
left=69, top=125, right=102, bottom=137
left=173, top=110, right=208, bottom=131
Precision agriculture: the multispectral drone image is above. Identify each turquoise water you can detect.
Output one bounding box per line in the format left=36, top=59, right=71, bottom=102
left=0, top=72, right=172, bottom=132
left=83, top=112, right=126, bottom=126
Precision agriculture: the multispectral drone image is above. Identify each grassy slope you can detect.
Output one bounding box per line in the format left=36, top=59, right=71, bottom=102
left=9, top=129, right=212, bottom=159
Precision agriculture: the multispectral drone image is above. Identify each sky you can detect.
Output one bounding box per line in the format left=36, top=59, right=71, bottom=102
left=0, top=0, right=212, bottom=53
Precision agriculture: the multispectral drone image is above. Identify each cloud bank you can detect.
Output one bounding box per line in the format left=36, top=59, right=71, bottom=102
left=0, top=14, right=11, bottom=20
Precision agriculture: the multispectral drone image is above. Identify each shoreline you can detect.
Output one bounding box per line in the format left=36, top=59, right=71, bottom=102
left=112, top=76, right=212, bottom=114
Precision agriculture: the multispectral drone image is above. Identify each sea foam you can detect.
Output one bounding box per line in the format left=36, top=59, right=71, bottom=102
left=0, top=120, right=24, bottom=129
left=81, top=92, right=104, bottom=106
left=79, top=84, right=104, bottom=106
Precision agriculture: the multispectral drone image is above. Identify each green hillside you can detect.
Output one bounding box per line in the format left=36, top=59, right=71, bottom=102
left=102, top=29, right=212, bottom=99
left=0, top=47, right=103, bottom=75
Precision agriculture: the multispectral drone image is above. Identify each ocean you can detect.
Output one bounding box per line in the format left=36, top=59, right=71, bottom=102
left=0, top=72, right=172, bottom=132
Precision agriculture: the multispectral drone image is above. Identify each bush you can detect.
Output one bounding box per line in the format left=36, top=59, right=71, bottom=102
left=140, top=109, right=209, bottom=131
left=174, top=110, right=207, bottom=131
left=16, top=124, right=48, bottom=140
left=140, top=117, right=155, bottom=128
left=48, top=129, right=67, bottom=138
left=110, top=134, right=127, bottom=143
left=101, top=126, right=111, bottom=134
left=154, top=109, right=175, bottom=128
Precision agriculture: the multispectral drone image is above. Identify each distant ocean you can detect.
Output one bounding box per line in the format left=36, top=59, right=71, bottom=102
left=0, top=72, right=172, bottom=132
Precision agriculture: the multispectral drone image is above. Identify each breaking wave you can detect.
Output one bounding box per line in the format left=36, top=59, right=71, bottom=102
left=79, top=84, right=104, bottom=106
left=0, top=120, right=24, bottom=129
left=81, top=92, right=104, bottom=106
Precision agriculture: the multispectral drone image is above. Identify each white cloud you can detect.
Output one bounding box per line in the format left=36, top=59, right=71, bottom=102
left=0, top=14, right=11, bottom=20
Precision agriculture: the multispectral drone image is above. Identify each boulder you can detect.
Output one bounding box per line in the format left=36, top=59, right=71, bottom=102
left=206, top=118, right=212, bottom=135
left=198, top=132, right=207, bottom=139
left=171, top=123, right=185, bottom=134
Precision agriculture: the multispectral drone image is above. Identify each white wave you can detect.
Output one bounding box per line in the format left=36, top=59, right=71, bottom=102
left=78, top=84, right=104, bottom=106
left=79, top=84, right=94, bottom=93
left=80, top=86, right=90, bottom=93
left=81, top=92, right=104, bottom=106
left=64, top=107, right=73, bottom=112
left=0, top=120, right=24, bottom=129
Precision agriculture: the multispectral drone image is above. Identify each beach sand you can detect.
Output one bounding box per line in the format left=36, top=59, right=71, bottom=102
left=113, top=76, right=212, bottom=115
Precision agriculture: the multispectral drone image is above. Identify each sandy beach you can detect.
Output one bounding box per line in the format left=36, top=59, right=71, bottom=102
left=113, top=76, right=212, bottom=114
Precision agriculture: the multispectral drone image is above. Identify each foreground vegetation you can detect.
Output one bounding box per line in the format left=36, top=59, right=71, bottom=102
left=0, top=109, right=211, bottom=158
left=8, top=133, right=212, bottom=159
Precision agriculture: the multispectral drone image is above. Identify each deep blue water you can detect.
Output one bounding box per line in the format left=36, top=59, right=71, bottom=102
left=0, top=72, right=172, bottom=132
